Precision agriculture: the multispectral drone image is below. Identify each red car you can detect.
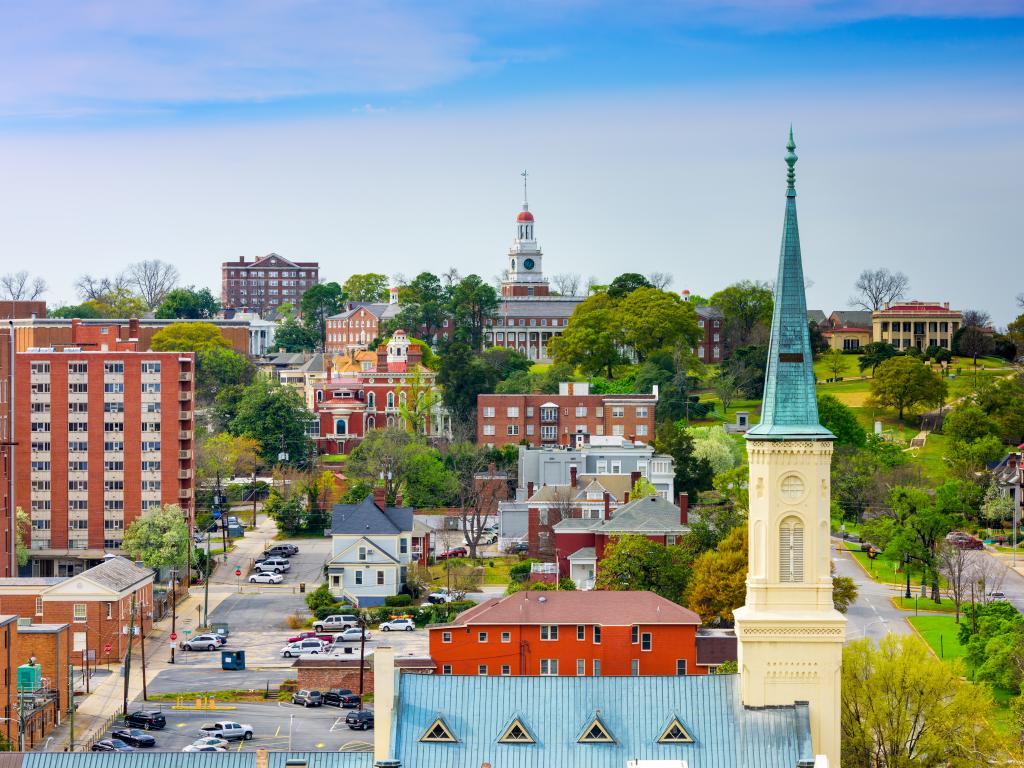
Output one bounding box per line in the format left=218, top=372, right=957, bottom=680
left=436, top=547, right=468, bottom=561
left=287, top=631, right=335, bottom=644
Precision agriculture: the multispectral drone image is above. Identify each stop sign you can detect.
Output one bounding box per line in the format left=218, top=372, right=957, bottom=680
left=235, top=569, right=241, bottom=577
left=103, top=643, right=111, bottom=654
left=170, top=632, right=177, bottom=641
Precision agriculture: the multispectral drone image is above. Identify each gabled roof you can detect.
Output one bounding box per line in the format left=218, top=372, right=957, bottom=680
left=328, top=536, right=400, bottom=565
left=76, top=557, right=153, bottom=593
left=806, top=309, right=827, bottom=325
left=830, top=310, right=871, bottom=327
left=695, top=305, right=724, bottom=320
left=330, top=495, right=413, bottom=536
left=594, top=495, right=688, bottom=534
left=393, top=673, right=814, bottom=768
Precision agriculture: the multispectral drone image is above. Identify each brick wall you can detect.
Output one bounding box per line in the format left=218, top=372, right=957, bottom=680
left=296, top=661, right=374, bottom=695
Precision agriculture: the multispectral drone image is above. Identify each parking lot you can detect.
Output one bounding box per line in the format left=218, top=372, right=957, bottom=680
left=108, top=701, right=373, bottom=752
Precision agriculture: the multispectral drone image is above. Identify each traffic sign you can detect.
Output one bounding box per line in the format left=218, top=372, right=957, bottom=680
left=184, top=629, right=192, bottom=636
left=213, top=509, right=222, bottom=520
left=103, top=643, right=112, bottom=654
left=170, top=632, right=177, bottom=641
left=235, top=569, right=241, bottom=577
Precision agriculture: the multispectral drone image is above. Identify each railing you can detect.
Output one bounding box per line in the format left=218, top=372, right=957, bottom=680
left=179, top=431, right=193, bottom=440
left=530, top=562, right=558, bottom=575
left=179, top=450, right=192, bottom=460
left=178, top=489, right=192, bottom=499
left=178, top=391, right=193, bottom=401
left=178, top=470, right=192, bottom=480
left=178, top=373, right=193, bottom=382
left=179, top=410, right=193, bottom=421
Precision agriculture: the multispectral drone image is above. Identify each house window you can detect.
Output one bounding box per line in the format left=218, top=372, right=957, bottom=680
left=501, top=632, right=511, bottom=643
left=442, top=631, right=452, bottom=643
left=539, top=659, right=558, bottom=675
left=73, top=604, right=87, bottom=622
left=483, top=407, right=495, bottom=418
left=577, top=625, right=585, bottom=641
left=612, top=425, right=624, bottom=436
left=358, top=547, right=367, bottom=561
left=35, top=597, right=43, bottom=616
left=641, top=632, right=652, bottom=651
left=658, top=717, right=694, bottom=743
left=442, top=665, right=452, bottom=675
left=631, top=659, right=640, bottom=676
left=779, top=517, right=805, bottom=583
left=593, top=659, right=601, bottom=676
left=507, top=425, right=519, bottom=436
left=354, top=571, right=363, bottom=585
left=631, top=626, right=638, bottom=644
left=478, top=632, right=488, bottom=643
left=575, top=406, right=587, bottom=417
left=576, top=658, right=585, bottom=676
left=593, top=626, right=601, bottom=644
left=507, top=407, right=519, bottom=417
left=478, top=664, right=488, bottom=675
left=636, top=424, right=648, bottom=436
left=676, top=659, right=688, bottom=675
left=501, top=664, right=511, bottom=676
left=612, top=406, right=624, bottom=418
left=332, top=575, right=340, bottom=588
left=540, top=625, right=558, bottom=640
left=377, top=570, right=385, bottom=585
left=400, top=539, right=408, bottom=555
left=578, top=717, right=614, bottom=743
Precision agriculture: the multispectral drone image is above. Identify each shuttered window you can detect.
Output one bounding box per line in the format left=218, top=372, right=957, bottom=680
left=779, top=517, right=804, bottom=583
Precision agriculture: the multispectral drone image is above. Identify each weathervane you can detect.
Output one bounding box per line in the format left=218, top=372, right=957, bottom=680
left=521, top=169, right=529, bottom=207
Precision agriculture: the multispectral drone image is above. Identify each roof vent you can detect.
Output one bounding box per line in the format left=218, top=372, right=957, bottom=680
left=538, top=596, right=547, bottom=603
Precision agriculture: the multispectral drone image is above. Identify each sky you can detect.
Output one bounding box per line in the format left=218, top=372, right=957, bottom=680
left=1, top=1, right=1022, bottom=324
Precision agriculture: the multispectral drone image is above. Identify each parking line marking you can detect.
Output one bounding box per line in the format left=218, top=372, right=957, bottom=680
left=274, top=726, right=280, bottom=737
left=330, top=717, right=346, bottom=732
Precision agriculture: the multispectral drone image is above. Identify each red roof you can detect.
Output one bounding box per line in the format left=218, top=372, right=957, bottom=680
left=517, top=211, right=534, bottom=222
left=879, top=304, right=953, bottom=313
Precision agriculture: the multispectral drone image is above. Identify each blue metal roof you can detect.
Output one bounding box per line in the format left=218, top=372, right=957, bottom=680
left=20, top=753, right=372, bottom=768
left=392, top=673, right=813, bottom=768
left=748, top=129, right=833, bottom=442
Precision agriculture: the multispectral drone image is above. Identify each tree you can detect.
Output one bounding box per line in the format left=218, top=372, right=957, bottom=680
left=273, top=318, right=317, bottom=352
left=150, top=322, right=231, bottom=353
left=937, top=544, right=977, bottom=624
left=0, top=271, right=47, bottom=300
left=821, top=348, right=846, bottom=380
left=49, top=302, right=102, bottom=319
left=446, top=443, right=504, bottom=558
left=646, top=271, right=673, bottom=290
left=437, top=342, right=499, bottom=426
left=393, top=272, right=448, bottom=343
left=14, top=509, right=30, bottom=568
left=942, top=404, right=999, bottom=445
left=808, top=321, right=829, bottom=357
left=961, top=309, right=991, bottom=330
left=607, top=272, right=653, bottom=299
left=84, top=286, right=148, bottom=318
left=551, top=273, right=582, bottom=296
left=654, top=422, right=714, bottom=502
left=980, top=481, right=1015, bottom=526
left=848, top=267, right=910, bottom=311
left=832, top=575, right=858, bottom=613
left=617, top=288, right=700, bottom=362
left=842, top=635, right=997, bottom=768
left=709, top=281, right=774, bottom=352
left=594, top=534, right=691, bottom=602
left=479, top=346, right=533, bottom=380
left=953, top=325, right=992, bottom=378
left=198, top=433, right=261, bottom=482
left=869, top=355, right=947, bottom=420
left=685, top=526, right=747, bottom=624
left=122, top=505, right=190, bottom=572
left=196, top=347, right=255, bottom=406
left=127, top=259, right=179, bottom=309
left=342, top=273, right=389, bottom=302
left=817, top=394, right=866, bottom=448
left=548, top=293, right=623, bottom=378
left=689, top=426, right=742, bottom=476
left=404, top=451, right=458, bottom=508
left=344, top=428, right=424, bottom=504
left=711, top=370, right=743, bottom=415
left=883, top=486, right=955, bottom=603
left=447, top=275, right=499, bottom=349
left=75, top=272, right=130, bottom=302
left=229, top=378, right=314, bottom=466
left=155, top=286, right=219, bottom=319
left=630, top=476, right=658, bottom=500
left=300, top=282, right=343, bottom=350
left=857, top=341, right=899, bottom=376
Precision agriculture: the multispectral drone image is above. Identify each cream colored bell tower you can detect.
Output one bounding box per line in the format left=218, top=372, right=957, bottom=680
left=733, top=130, right=845, bottom=767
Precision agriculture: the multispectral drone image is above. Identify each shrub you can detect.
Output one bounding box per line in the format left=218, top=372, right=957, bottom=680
left=384, top=594, right=413, bottom=607
left=558, top=578, right=577, bottom=591
left=306, top=583, right=337, bottom=614
left=285, top=614, right=306, bottom=629
left=509, top=559, right=538, bottom=582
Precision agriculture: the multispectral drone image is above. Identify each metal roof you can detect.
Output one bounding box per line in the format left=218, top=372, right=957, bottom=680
left=19, top=753, right=371, bottom=768
left=392, top=673, right=813, bottom=768
left=80, top=557, right=153, bottom=592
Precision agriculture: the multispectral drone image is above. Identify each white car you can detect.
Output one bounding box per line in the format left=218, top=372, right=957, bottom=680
left=249, top=572, right=283, bottom=584
left=183, top=745, right=227, bottom=752
left=336, top=627, right=372, bottom=642
left=379, top=618, right=415, bottom=632
left=189, top=737, right=228, bottom=750
left=280, top=639, right=327, bottom=657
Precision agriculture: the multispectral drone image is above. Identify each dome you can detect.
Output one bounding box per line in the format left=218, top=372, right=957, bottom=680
left=517, top=211, right=534, bottom=222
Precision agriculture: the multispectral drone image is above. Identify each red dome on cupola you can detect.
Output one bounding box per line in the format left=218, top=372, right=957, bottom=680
left=517, top=210, right=534, bottom=222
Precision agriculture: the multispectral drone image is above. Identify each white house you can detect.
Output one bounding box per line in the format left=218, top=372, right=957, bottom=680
left=325, top=489, right=413, bottom=608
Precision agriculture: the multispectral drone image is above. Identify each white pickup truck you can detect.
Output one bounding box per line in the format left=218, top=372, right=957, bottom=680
left=199, top=721, right=254, bottom=741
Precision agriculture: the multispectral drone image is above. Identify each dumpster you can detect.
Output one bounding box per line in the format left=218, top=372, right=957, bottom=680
left=211, top=622, right=230, bottom=637
left=221, top=650, right=246, bottom=670
left=299, top=583, right=306, bottom=594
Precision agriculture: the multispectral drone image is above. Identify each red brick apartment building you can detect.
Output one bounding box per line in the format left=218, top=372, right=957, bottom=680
left=477, top=382, right=657, bottom=447
left=15, top=620, right=72, bottom=749
left=429, top=591, right=709, bottom=677
left=221, top=252, right=319, bottom=316
left=12, top=322, right=194, bottom=575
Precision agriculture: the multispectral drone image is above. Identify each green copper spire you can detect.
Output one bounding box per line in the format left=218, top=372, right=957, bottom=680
left=747, top=130, right=834, bottom=441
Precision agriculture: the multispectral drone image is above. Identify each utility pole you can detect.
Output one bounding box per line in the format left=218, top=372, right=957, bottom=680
left=122, top=592, right=137, bottom=717
left=357, top=613, right=367, bottom=710
left=67, top=663, right=74, bottom=751
left=169, top=569, right=177, bottom=664
left=8, top=319, right=17, bottom=578
left=203, top=524, right=211, bottom=626
left=139, top=602, right=148, bottom=701
left=251, top=460, right=258, bottom=529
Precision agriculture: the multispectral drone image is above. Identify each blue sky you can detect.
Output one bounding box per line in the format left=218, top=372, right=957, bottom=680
left=1, top=1, right=1022, bottom=322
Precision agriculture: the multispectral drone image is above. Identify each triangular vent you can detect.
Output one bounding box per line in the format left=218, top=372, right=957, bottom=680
left=657, top=716, right=694, bottom=744
left=420, top=717, right=457, bottom=743
left=498, top=717, right=535, bottom=744
left=578, top=715, right=614, bottom=744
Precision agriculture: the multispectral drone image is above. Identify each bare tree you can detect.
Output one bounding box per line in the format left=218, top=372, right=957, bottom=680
left=441, top=268, right=461, bottom=289
left=647, top=271, right=674, bottom=290
left=390, top=273, right=407, bottom=288
left=1017, top=293, right=1024, bottom=308
left=0, top=271, right=47, bottom=301
left=127, top=260, right=179, bottom=309
left=961, top=309, right=991, bottom=329
left=551, top=273, right=582, bottom=296
left=938, top=543, right=974, bottom=623
left=849, top=268, right=910, bottom=311
left=972, top=554, right=1008, bottom=607
left=75, top=272, right=130, bottom=302
left=448, top=445, right=500, bottom=559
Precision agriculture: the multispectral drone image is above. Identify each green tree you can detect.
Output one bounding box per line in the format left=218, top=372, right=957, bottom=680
left=403, top=451, right=459, bottom=508
left=617, top=287, right=700, bottom=362
left=150, top=322, right=231, bottom=353
left=122, top=505, right=189, bottom=572
left=15, top=509, right=29, bottom=568
left=594, top=534, right=691, bottom=601
left=832, top=575, right=858, bottom=613
left=808, top=321, right=829, bottom=357
left=342, top=273, right=389, bottom=302
left=606, top=272, right=654, bottom=299
left=549, top=293, right=623, bottom=378
left=685, top=526, right=748, bottom=624
left=447, top=275, right=499, bottom=349
left=273, top=318, right=317, bottom=352
left=198, top=433, right=261, bottom=482
left=300, top=282, right=343, bottom=349
left=869, top=355, right=947, bottom=420
left=49, top=302, right=102, bottom=319
left=883, top=486, right=955, bottom=603
left=689, top=426, right=743, bottom=476
left=630, top=476, right=659, bottom=500
left=437, top=342, right=499, bottom=426
left=842, top=635, right=998, bottom=768
left=942, top=404, right=999, bottom=445
left=196, top=346, right=255, bottom=406
left=857, top=341, right=899, bottom=376
left=975, top=374, right=1024, bottom=444
left=654, top=422, right=714, bottom=502
left=229, top=378, right=314, bottom=466
left=817, top=394, right=866, bottom=448
left=479, top=347, right=533, bottom=380
left=393, top=272, right=448, bottom=343
left=708, top=280, right=773, bottom=352
left=344, top=428, right=424, bottom=504
left=821, top=347, right=846, bottom=379
left=155, top=287, right=220, bottom=319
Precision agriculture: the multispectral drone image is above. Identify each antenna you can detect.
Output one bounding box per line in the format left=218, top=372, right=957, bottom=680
left=521, top=169, right=529, bottom=208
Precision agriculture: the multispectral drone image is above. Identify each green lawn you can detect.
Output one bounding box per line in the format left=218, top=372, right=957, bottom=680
left=841, top=541, right=940, bottom=588
left=908, top=615, right=966, bottom=660
left=813, top=353, right=864, bottom=381
left=892, top=595, right=965, bottom=614
left=428, top=556, right=516, bottom=586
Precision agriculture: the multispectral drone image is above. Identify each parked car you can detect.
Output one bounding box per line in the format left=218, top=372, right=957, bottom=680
left=280, top=639, right=327, bottom=658
left=255, top=557, right=291, bottom=573
left=379, top=618, right=415, bottom=632
left=183, top=745, right=227, bottom=752
left=337, top=693, right=362, bottom=708
left=313, top=614, right=359, bottom=633
left=198, top=722, right=254, bottom=741
left=92, top=739, right=135, bottom=752
left=336, top=627, right=371, bottom=643
left=989, top=591, right=1008, bottom=601
left=124, top=711, right=166, bottom=730
left=249, top=572, right=284, bottom=584
left=188, top=737, right=228, bottom=750
left=508, top=541, right=529, bottom=555
left=287, top=631, right=334, bottom=644
left=110, top=728, right=156, bottom=748
left=322, top=688, right=355, bottom=707
left=291, top=689, right=324, bottom=707
left=426, top=588, right=457, bottom=604
left=264, top=544, right=298, bottom=557
left=467, top=530, right=497, bottom=545
left=181, top=634, right=223, bottom=652
left=436, top=547, right=467, bottom=560
left=346, top=709, right=374, bottom=730
left=946, top=531, right=984, bottom=550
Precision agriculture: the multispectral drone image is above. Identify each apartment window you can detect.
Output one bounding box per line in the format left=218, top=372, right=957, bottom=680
left=676, top=659, right=687, bottom=675
left=442, top=632, right=452, bottom=643
left=69, top=441, right=88, bottom=452
left=506, top=407, right=519, bottom=417
left=69, top=520, right=89, bottom=530
left=104, top=422, right=124, bottom=433
left=68, top=362, right=88, bottom=374
left=102, top=383, right=122, bottom=394
left=31, top=382, right=50, bottom=394
left=610, top=461, right=621, bottom=474
left=612, top=406, right=624, bottom=418
left=141, top=362, right=161, bottom=374
left=641, top=632, right=652, bottom=651
left=73, top=604, right=87, bottom=622
left=30, top=362, right=50, bottom=375
left=612, top=425, right=624, bottom=436
left=30, top=402, right=50, bottom=413
left=104, top=479, right=124, bottom=491
left=142, top=382, right=161, bottom=394
left=526, top=424, right=535, bottom=435
left=501, top=632, right=511, bottom=643
left=631, top=626, right=639, bottom=644
left=635, top=406, right=648, bottom=418
left=31, top=461, right=50, bottom=472
left=104, top=441, right=125, bottom=452
left=442, top=665, right=452, bottom=675
left=483, top=425, right=496, bottom=436
left=575, top=406, right=587, bottom=417
left=482, top=407, right=495, bottom=418
left=501, top=665, right=511, bottom=676
left=68, top=480, right=88, bottom=492
left=577, top=625, right=585, bottom=641
left=67, top=421, right=88, bottom=432
left=103, top=361, right=124, bottom=374
left=104, top=500, right=124, bottom=512
left=478, top=665, right=488, bottom=675
left=30, top=441, right=50, bottom=453
left=103, top=520, right=124, bottom=530
left=593, top=626, right=601, bottom=644
left=104, top=401, right=125, bottom=413
left=631, top=659, right=640, bottom=676
left=540, top=625, right=558, bottom=640
left=69, top=461, right=88, bottom=472
left=636, top=424, right=648, bottom=436
left=507, top=425, right=519, bottom=436
left=478, top=632, right=488, bottom=643
left=593, top=659, right=601, bottom=676
left=576, top=658, right=586, bottom=676
left=34, top=597, right=43, bottom=616
left=539, top=659, right=558, bottom=676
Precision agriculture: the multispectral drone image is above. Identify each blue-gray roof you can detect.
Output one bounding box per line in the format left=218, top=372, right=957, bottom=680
left=391, top=673, right=813, bottom=768
left=18, top=753, right=372, bottom=768
left=331, top=495, right=413, bottom=536
left=747, top=130, right=833, bottom=442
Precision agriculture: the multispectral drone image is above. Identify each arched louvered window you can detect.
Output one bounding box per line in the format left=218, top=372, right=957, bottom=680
left=779, top=516, right=805, bottom=583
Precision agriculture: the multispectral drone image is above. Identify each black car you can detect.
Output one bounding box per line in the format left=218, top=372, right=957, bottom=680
left=291, top=689, right=323, bottom=707
left=110, top=728, right=156, bottom=747
left=338, top=693, right=362, bottom=709
left=508, top=541, right=529, bottom=555
left=91, top=739, right=135, bottom=752
left=124, top=710, right=166, bottom=730
left=322, top=688, right=354, bottom=707
left=345, top=709, right=374, bottom=730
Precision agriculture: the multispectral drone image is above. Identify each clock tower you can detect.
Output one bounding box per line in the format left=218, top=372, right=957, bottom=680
left=502, top=171, right=550, bottom=298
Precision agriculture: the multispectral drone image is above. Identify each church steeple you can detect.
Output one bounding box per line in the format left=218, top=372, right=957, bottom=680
left=746, top=129, right=833, bottom=441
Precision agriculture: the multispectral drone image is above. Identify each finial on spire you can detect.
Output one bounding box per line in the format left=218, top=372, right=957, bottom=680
left=785, top=127, right=797, bottom=194
left=521, top=169, right=529, bottom=210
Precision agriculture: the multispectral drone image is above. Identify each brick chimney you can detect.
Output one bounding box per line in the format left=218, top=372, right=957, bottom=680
left=70, top=318, right=80, bottom=341
left=128, top=318, right=139, bottom=340
left=569, top=466, right=577, bottom=488
left=255, top=749, right=269, bottom=768
left=407, top=341, right=422, bottom=367
left=324, top=355, right=333, bottom=382
left=678, top=492, right=689, bottom=525
left=373, top=486, right=387, bottom=511
left=624, top=492, right=629, bottom=503
left=630, top=470, right=641, bottom=487
left=527, top=481, right=535, bottom=499
left=395, top=493, right=404, bottom=507
left=603, top=491, right=611, bottom=520
left=376, top=344, right=388, bottom=373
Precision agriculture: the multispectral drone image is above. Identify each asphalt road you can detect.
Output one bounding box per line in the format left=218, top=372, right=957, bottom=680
left=833, top=540, right=910, bottom=643
left=109, top=701, right=373, bottom=752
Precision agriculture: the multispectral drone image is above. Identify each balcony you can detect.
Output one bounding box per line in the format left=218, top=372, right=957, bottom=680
left=178, top=489, right=192, bottom=500
left=178, top=391, right=193, bottom=402
left=178, top=373, right=193, bottom=382
left=179, top=410, right=193, bottom=421
left=178, top=469, right=192, bottom=480
left=179, top=430, right=193, bottom=441
left=179, top=450, right=192, bottom=460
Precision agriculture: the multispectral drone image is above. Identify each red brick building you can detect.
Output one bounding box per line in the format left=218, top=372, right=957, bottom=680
left=477, top=382, right=657, bottom=447
left=429, top=591, right=706, bottom=677
left=221, top=253, right=319, bottom=316
left=11, top=316, right=251, bottom=356
left=12, top=322, right=194, bottom=574
left=325, top=298, right=400, bottom=354
left=693, top=304, right=724, bottom=362
left=15, top=621, right=72, bottom=749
